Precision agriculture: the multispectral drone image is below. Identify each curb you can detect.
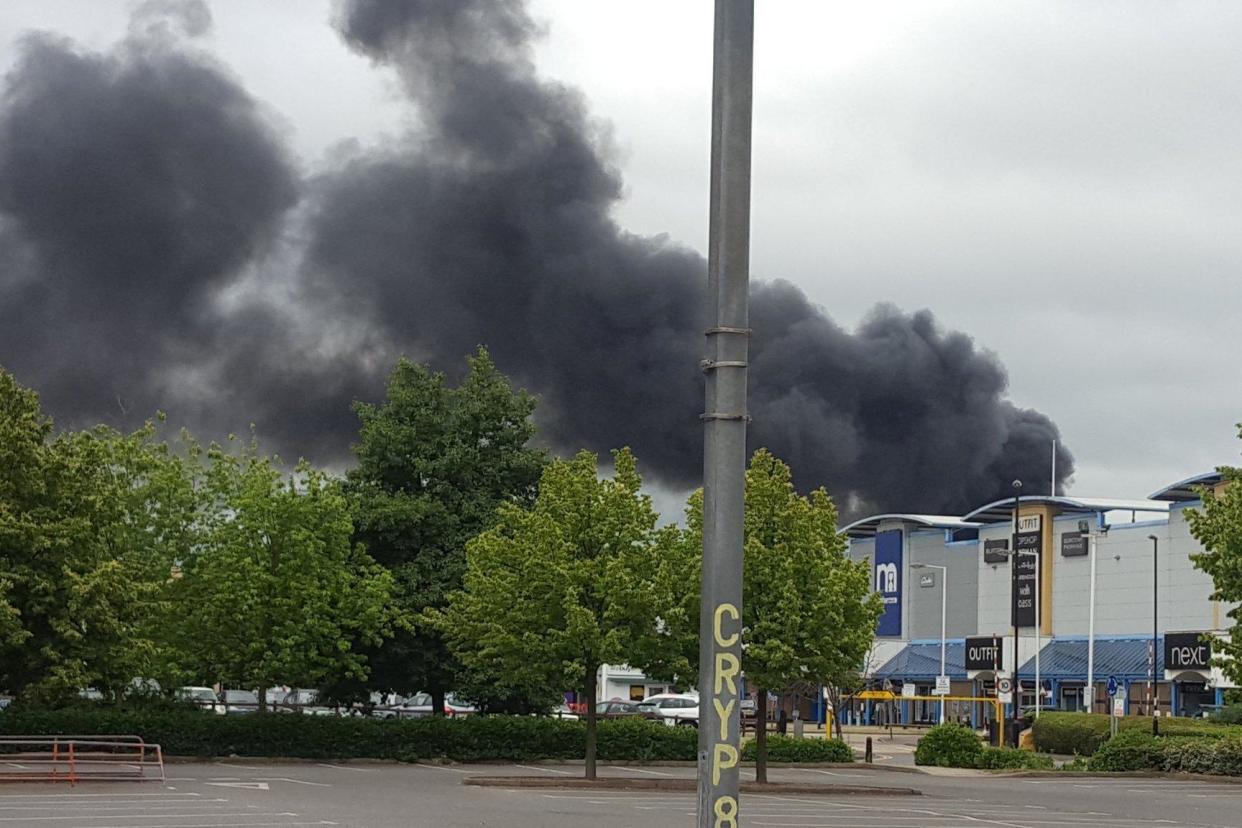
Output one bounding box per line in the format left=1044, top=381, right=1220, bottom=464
left=462, top=776, right=922, bottom=796
left=1002, top=769, right=1242, bottom=783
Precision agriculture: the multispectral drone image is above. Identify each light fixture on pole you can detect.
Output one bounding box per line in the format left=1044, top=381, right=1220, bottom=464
left=1148, top=533, right=1159, bottom=736
left=1084, top=518, right=1108, bottom=713
left=911, top=563, right=948, bottom=724
left=1009, top=480, right=1021, bottom=747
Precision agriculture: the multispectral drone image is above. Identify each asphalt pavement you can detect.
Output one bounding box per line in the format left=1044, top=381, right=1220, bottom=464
left=0, top=761, right=1239, bottom=827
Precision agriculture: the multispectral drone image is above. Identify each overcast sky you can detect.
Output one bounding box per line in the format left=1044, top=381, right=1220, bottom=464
left=1, top=0, right=1238, bottom=506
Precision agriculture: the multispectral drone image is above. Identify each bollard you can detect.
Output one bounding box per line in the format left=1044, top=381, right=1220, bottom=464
left=864, top=736, right=873, bottom=764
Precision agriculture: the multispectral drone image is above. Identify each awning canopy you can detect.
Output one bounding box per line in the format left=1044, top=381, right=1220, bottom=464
left=1017, top=637, right=1164, bottom=682
left=963, top=496, right=1169, bottom=525
left=839, top=514, right=981, bottom=540
left=873, top=641, right=967, bottom=681
left=1149, top=472, right=1224, bottom=503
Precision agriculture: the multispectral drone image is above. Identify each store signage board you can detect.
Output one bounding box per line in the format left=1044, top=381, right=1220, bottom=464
left=1011, top=529, right=1041, bottom=628
left=983, top=538, right=1009, bottom=564
left=874, top=530, right=903, bottom=636
left=965, top=636, right=1003, bottom=671
left=1164, top=632, right=1212, bottom=672
left=1061, top=532, right=1088, bottom=557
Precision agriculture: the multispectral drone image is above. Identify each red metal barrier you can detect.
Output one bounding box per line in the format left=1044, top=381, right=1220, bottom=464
left=0, top=735, right=164, bottom=784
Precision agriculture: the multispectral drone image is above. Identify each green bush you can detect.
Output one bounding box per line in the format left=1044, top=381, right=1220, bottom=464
left=1031, top=713, right=1112, bottom=756
left=1086, top=729, right=1165, bottom=772
left=0, top=708, right=698, bottom=762
left=741, top=735, right=852, bottom=763
left=1211, top=705, right=1242, bottom=726
left=1160, top=737, right=1242, bottom=776
left=975, top=747, right=1054, bottom=770
left=914, top=723, right=984, bottom=768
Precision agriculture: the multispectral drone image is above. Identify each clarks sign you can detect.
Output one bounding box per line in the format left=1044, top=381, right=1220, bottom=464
left=1164, top=632, right=1212, bottom=672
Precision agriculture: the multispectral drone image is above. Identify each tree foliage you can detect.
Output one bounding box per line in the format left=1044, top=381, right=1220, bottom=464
left=681, top=448, right=882, bottom=781
left=345, top=349, right=545, bottom=706
left=1189, top=424, right=1242, bottom=684
left=169, top=444, right=402, bottom=705
left=435, top=448, right=688, bottom=777
left=0, top=368, right=195, bottom=702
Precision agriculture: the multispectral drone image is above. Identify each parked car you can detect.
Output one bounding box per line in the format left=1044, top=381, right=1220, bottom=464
left=276, top=688, right=336, bottom=716
left=395, top=692, right=478, bottom=718
left=550, top=703, right=579, bottom=720
left=222, top=689, right=260, bottom=715
left=596, top=700, right=660, bottom=720
left=641, top=693, right=700, bottom=726
left=176, top=686, right=223, bottom=714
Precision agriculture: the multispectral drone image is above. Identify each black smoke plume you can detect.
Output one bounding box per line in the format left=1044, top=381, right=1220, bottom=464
left=0, top=0, right=1074, bottom=518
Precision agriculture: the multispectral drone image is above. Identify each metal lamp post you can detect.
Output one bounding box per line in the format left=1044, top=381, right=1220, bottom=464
left=911, top=563, right=948, bottom=723
left=1009, top=480, right=1021, bottom=745
left=698, top=2, right=753, bottom=825
left=1085, top=519, right=1108, bottom=713
left=1010, top=546, right=1042, bottom=719
left=1149, top=534, right=1159, bottom=736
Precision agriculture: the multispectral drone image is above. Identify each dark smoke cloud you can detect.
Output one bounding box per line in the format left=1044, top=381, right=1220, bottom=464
left=0, top=0, right=1074, bottom=518
left=0, top=0, right=299, bottom=427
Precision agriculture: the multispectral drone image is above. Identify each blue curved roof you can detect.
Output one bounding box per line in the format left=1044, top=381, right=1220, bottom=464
left=873, top=641, right=967, bottom=680
left=963, top=496, right=1168, bottom=524
left=1149, top=472, right=1224, bottom=503
left=1018, top=637, right=1161, bottom=681
left=839, top=514, right=981, bottom=539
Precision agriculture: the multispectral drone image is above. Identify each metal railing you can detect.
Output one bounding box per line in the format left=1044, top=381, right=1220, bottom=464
left=0, top=735, right=165, bottom=784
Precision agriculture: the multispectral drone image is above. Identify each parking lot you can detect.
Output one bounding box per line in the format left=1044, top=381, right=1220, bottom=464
left=0, top=762, right=1240, bottom=827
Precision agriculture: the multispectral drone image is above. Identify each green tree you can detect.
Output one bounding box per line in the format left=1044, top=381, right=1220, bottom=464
left=1188, top=424, right=1242, bottom=684
left=344, top=348, right=545, bottom=713
left=170, top=443, right=401, bottom=708
left=682, top=449, right=882, bottom=782
left=0, top=368, right=196, bottom=702
left=435, top=449, right=690, bottom=778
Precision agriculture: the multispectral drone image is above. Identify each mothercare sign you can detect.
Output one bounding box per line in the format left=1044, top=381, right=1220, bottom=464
left=874, top=530, right=902, bottom=637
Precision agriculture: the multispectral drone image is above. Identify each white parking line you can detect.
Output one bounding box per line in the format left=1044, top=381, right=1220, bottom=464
left=315, top=763, right=374, bottom=773
left=255, top=777, right=332, bottom=787
left=0, top=812, right=299, bottom=822
left=611, top=766, right=674, bottom=776
left=514, top=764, right=574, bottom=775
left=0, top=794, right=202, bottom=800
left=415, top=763, right=475, bottom=773
left=82, top=823, right=337, bottom=828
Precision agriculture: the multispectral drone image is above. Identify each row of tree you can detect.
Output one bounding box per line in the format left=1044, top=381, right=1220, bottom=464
left=0, top=350, right=884, bottom=779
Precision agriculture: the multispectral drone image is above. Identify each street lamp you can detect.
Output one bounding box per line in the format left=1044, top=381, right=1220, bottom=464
left=1085, top=519, right=1109, bottom=713
left=1010, top=545, right=1042, bottom=719
left=1010, top=480, right=1021, bottom=746
left=911, top=563, right=948, bottom=724
left=1149, top=534, right=1159, bottom=736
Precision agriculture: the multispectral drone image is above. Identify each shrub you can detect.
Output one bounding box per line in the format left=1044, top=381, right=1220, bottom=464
left=1031, top=713, right=1111, bottom=756
left=1087, top=729, right=1165, bottom=772
left=975, top=747, right=1054, bottom=770
left=741, top=735, right=853, bottom=763
left=914, top=723, right=984, bottom=768
left=1160, top=737, right=1242, bottom=776
left=0, top=708, right=698, bottom=762
left=1211, top=705, right=1242, bottom=726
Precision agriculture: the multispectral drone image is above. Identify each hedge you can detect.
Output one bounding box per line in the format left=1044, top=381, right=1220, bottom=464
left=0, top=709, right=698, bottom=762
left=914, top=723, right=983, bottom=767
left=915, top=724, right=1053, bottom=770
left=1032, top=712, right=1242, bottom=757
left=741, top=735, right=853, bottom=764
left=1030, top=713, right=1112, bottom=756
left=975, top=747, right=1055, bottom=770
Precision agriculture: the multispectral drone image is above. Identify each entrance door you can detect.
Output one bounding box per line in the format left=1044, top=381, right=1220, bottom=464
left=1061, top=686, right=1082, bottom=712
